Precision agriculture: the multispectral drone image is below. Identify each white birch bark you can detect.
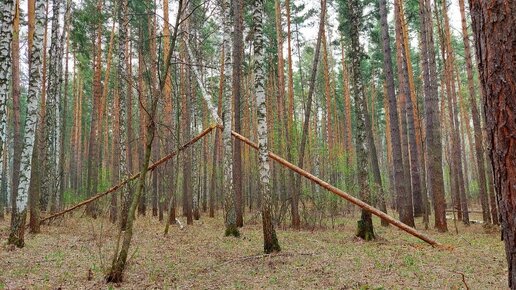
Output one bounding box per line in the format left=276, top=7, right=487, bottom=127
left=253, top=0, right=270, bottom=215
left=186, top=43, right=221, bottom=124
left=253, top=0, right=279, bottom=252
left=0, top=0, right=16, bottom=189
left=118, top=0, right=130, bottom=229
left=221, top=0, right=238, bottom=235
left=42, top=0, right=63, bottom=210
left=8, top=0, right=45, bottom=247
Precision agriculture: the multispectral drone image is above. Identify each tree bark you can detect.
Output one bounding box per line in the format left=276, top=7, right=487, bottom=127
left=222, top=0, right=239, bottom=237
left=347, top=0, right=375, bottom=240
left=254, top=0, right=280, bottom=253
left=458, top=0, right=490, bottom=224
left=295, top=0, right=326, bottom=225
left=0, top=0, right=15, bottom=215
left=232, top=0, right=244, bottom=228
left=8, top=0, right=45, bottom=247
left=419, top=0, right=447, bottom=232
left=469, top=1, right=516, bottom=287
left=85, top=0, right=103, bottom=218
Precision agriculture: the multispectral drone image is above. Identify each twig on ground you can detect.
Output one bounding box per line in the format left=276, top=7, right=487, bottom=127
left=453, top=271, right=470, bottom=290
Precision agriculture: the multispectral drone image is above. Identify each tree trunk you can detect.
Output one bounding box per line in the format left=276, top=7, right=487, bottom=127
left=393, top=0, right=415, bottom=227
left=120, top=10, right=133, bottom=230
left=111, top=83, right=120, bottom=224
left=295, top=0, right=326, bottom=225
left=182, top=45, right=193, bottom=225
left=58, top=4, right=70, bottom=210
left=469, top=1, right=516, bottom=287
left=209, top=47, right=224, bottom=218
left=8, top=0, right=45, bottom=247
left=0, top=0, right=15, bottom=216
left=232, top=0, right=244, bottom=228
left=395, top=0, right=423, bottom=219
left=458, top=0, right=490, bottom=224
left=43, top=0, right=63, bottom=213
left=419, top=0, right=447, bottom=232
left=253, top=0, right=280, bottom=253
left=86, top=0, right=103, bottom=218
left=347, top=0, right=375, bottom=241
left=222, top=0, right=239, bottom=237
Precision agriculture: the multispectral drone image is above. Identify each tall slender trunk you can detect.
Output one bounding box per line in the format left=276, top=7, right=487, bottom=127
left=394, top=0, right=415, bottom=227
left=148, top=2, right=159, bottom=218
left=295, top=0, right=326, bottom=222
left=86, top=0, right=103, bottom=217
left=458, top=0, right=490, bottom=224
left=58, top=3, right=70, bottom=210
left=43, top=0, right=63, bottom=212
left=364, top=82, right=388, bottom=226
left=108, top=0, right=183, bottom=280
left=341, top=45, right=354, bottom=170
left=209, top=47, right=224, bottom=218
left=395, top=0, right=423, bottom=219
left=120, top=24, right=133, bottom=230
left=231, top=0, right=244, bottom=227
left=419, top=0, right=447, bottom=232
left=111, top=83, right=120, bottom=223
left=8, top=0, right=22, bottom=221
left=8, top=0, right=45, bottom=248
left=28, top=0, right=46, bottom=234
left=253, top=0, right=280, bottom=253
left=162, top=0, right=176, bottom=224
left=222, top=0, right=239, bottom=237
left=0, top=0, right=15, bottom=203
left=137, top=38, right=147, bottom=216
left=348, top=0, right=375, bottom=240
left=181, top=42, right=193, bottom=225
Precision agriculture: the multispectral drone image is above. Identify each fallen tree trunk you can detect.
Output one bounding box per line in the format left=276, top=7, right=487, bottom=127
left=39, top=125, right=217, bottom=224
left=230, top=130, right=442, bottom=247
left=38, top=122, right=440, bottom=247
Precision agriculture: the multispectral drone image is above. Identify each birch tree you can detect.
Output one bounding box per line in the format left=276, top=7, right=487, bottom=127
left=117, top=0, right=131, bottom=230
left=347, top=0, right=375, bottom=240
left=222, top=0, right=239, bottom=237
left=8, top=0, right=45, bottom=248
left=0, top=0, right=15, bottom=196
left=42, top=0, right=63, bottom=212
left=254, top=0, right=281, bottom=253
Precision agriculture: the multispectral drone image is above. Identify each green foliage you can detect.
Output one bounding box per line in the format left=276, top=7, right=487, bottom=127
left=468, top=179, right=480, bottom=200
left=63, top=189, right=87, bottom=206
left=224, top=225, right=241, bottom=237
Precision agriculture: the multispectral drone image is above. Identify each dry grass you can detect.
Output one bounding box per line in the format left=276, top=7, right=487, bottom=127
left=0, top=209, right=507, bottom=289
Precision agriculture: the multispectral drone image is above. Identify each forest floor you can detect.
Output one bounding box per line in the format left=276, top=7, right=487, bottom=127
left=0, top=209, right=507, bottom=289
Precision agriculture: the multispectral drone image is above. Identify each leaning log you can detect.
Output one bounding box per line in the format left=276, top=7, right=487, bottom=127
left=39, top=125, right=217, bottom=224
left=231, top=130, right=442, bottom=247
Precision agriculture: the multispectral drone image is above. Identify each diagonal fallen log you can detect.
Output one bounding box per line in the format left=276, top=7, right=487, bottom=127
left=230, top=130, right=442, bottom=247
left=39, top=122, right=440, bottom=247
left=39, top=125, right=217, bottom=225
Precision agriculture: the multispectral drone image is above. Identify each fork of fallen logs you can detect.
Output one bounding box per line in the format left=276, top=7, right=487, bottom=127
left=37, top=124, right=441, bottom=247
